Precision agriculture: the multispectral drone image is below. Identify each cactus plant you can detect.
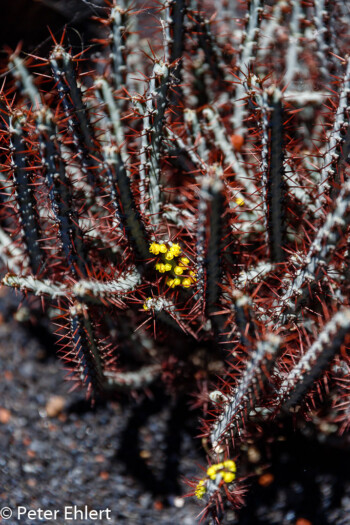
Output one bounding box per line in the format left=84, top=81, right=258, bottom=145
left=1, top=0, right=350, bottom=522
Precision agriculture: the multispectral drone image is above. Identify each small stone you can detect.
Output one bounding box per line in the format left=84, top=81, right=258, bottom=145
left=247, top=445, right=261, bottom=463
left=139, top=449, right=151, bottom=459
left=258, top=473, right=274, bottom=487
left=0, top=408, right=11, bottom=424
left=45, top=396, right=66, bottom=418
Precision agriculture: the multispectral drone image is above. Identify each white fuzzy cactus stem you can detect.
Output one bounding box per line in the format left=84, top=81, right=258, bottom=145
left=203, top=107, right=256, bottom=197
left=2, top=270, right=140, bottom=300
left=232, top=0, right=261, bottom=134
left=276, top=180, right=350, bottom=323
left=104, top=364, right=162, bottom=389
left=210, top=334, right=281, bottom=448
left=284, top=0, right=302, bottom=89
left=275, top=309, right=350, bottom=408
left=315, top=58, right=350, bottom=216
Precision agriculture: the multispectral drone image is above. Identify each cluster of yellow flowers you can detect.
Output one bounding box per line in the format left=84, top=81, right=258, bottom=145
left=149, top=242, right=196, bottom=289
left=195, top=460, right=236, bottom=499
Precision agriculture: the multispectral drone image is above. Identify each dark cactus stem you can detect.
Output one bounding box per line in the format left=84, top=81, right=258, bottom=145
left=39, top=110, right=89, bottom=277
left=204, top=171, right=227, bottom=343
left=49, top=46, right=102, bottom=193
left=264, top=88, right=286, bottom=263
left=107, top=148, right=150, bottom=262
left=10, top=113, right=44, bottom=274
left=167, top=0, right=186, bottom=118
left=69, top=304, right=105, bottom=396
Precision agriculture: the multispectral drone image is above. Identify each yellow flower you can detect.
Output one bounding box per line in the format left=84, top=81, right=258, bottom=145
left=223, top=460, right=236, bottom=472
left=159, top=243, right=167, bottom=253
left=165, top=252, right=174, bottom=261
left=149, top=242, right=160, bottom=255
left=207, top=465, right=217, bottom=480
left=195, top=479, right=206, bottom=499
left=174, top=266, right=183, bottom=276
left=164, top=263, right=172, bottom=271
left=222, top=471, right=235, bottom=483
left=182, top=278, right=192, bottom=288
left=170, top=243, right=181, bottom=256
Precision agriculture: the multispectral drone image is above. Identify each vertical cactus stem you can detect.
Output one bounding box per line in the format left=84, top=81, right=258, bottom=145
left=206, top=171, right=225, bottom=319
left=49, top=46, right=101, bottom=192
left=39, top=109, right=89, bottom=277
left=167, top=0, right=185, bottom=82
left=210, top=334, right=281, bottom=450
left=103, top=145, right=150, bottom=262
left=138, top=61, right=170, bottom=226
left=317, top=58, right=350, bottom=208
left=231, top=0, right=262, bottom=134
left=283, top=0, right=303, bottom=89
left=148, top=61, right=170, bottom=226
left=9, top=113, right=44, bottom=274
left=203, top=107, right=256, bottom=198
left=69, top=303, right=105, bottom=396
left=262, top=88, right=286, bottom=263
left=9, top=57, right=88, bottom=275
left=95, top=77, right=125, bottom=154
left=184, top=109, right=208, bottom=163
left=313, top=0, right=338, bottom=80
left=10, top=55, right=42, bottom=110
left=196, top=167, right=225, bottom=322
left=109, top=5, right=128, bottom=95
left=189, top=6, right=229, bottom=86
left=276, top=309, right=350, bottom=412
left=231, top=292, right=256, bottom=352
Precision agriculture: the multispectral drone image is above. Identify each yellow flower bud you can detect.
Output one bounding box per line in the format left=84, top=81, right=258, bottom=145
left=158, top=264, right=166, bottom=273
left=167, top=278, right=175, bottom=288
left=165, top=252, right=174, bottom=261
left=174, top=266, right=183, bottom=276
left=222, top=471, right=235, bottom=483
left=207, top=466, right=216, bottom=480
left=164, top=263, right=172, bottom=271
left=170, top=243, right=181, bottom=256
left=173, top=278, right=181, bottom=286
left=182, top=278, right=192, bottom=288
left=149, top=242, right=160, bottom=255
left=180, top=257, right=190, bottom=265
left=235, top=197, right=245, bottom=207
left=195, top=479, right=206, bottom=499
left=159, top=243, right=167, bottom=253
left=223, top=460, right=236, bottom=472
